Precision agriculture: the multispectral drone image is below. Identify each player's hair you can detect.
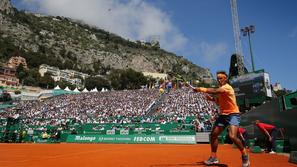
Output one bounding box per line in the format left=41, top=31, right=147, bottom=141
left=216, top=71, right=228, bottom=78
left=216, top=71, right=229, bottom=84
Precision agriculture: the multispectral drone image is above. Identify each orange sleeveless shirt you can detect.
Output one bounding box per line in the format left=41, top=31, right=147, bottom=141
left=217, top=84, right=239, bottom=115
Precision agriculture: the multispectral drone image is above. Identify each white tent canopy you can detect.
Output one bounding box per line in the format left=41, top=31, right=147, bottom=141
left=100, top=88, right=109, bottom=92
left=54, top=85, right=61, bottom=90
left=90, top=87, right=98, bottom=92
left=82, top=88, right=89, bottom=92
left=64, top=86, right=71, bottom=91
left=73, top=87, right=80, bottom=93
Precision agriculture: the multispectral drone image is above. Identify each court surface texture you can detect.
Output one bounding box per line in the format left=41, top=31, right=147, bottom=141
left=0, top=143, right=295, bottom=167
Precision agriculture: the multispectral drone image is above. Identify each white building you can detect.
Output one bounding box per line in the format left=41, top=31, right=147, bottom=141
left=142, top=72, right=168, bottom=80
left=273, top=83, right=282, bottom=91
left=39, top=64, right=89, bottom=87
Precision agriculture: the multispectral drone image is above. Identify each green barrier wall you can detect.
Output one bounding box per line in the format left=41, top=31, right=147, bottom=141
left=66, top=134, right=196, bottom=144
left=279, top=91, right=297, bottom=111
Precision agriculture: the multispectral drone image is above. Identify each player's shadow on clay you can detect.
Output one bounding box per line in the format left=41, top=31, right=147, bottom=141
left=150, top=163, right=201, bottom=167
left=150, top=162, right=228, bottom=167
left=196, top=161, right=228, bottom=167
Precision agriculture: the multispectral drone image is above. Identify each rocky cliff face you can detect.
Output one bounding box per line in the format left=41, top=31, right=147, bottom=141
left=0, top=1, right=212, bottom=80
left=0, top=0, right=14, bottom=15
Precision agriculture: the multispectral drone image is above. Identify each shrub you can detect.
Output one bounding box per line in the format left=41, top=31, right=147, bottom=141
left=14, top=90, right=21, bottom=94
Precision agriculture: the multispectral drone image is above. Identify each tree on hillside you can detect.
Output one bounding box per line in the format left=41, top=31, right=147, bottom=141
left=16, top=64, right=28, bottom=83
left=63, top=59, right=74, bottom=70
left=56, top=80, right=75, bottom=90
left=23, top=69, right=41, bottom=86
left=124, top=68, right=147, bottom=89
left=85, top=76, right=110, bottom=91
left=108, top=68, right=147, bottom=90
left=0, top=38, right=17, bottom=61
left=108, top=69, right=122, bottom=90
left=39, top=72, right=55, bottom=89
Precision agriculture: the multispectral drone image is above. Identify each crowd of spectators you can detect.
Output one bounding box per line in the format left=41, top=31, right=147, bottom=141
left=155, top=87, right=218, bottom=131
left=0, top=89, right=159, bottom=126
left=0, top=87, right=219, bottom=132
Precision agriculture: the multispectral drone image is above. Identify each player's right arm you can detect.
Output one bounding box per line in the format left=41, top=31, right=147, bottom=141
left=205, top=94, right=215, bottom=101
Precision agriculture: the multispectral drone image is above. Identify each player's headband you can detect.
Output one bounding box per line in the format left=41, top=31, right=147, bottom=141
left=217, top=73, right=227, bottom=79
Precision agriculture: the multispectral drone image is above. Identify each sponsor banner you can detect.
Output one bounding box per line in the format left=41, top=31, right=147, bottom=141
left=106, top=130, right=115, bottom=135
left=120, top=129, right=129, bottom=135
left=33, top=137, right=58, bottom=143
left=66, top=134, right=196, bottom=144
left=158, top=135, right=196, bottom=144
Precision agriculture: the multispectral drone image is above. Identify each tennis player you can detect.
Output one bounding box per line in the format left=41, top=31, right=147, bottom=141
left=191, top=71, right=250, bottom=167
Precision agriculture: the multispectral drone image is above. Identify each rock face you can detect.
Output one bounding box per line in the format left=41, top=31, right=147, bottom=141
left=0, top=1, right=213, bottom=80
left=0, top=0, right=14, bottom=15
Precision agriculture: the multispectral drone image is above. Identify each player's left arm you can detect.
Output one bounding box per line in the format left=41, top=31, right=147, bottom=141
left=194, top=87, right=225, bottom=94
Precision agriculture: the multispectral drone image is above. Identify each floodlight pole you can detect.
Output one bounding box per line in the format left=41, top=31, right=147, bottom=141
left=241, top=25, right=256, bottom=72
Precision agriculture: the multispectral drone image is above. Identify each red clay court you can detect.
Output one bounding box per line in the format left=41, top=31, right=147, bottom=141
left=0, top=143, right=295, bottom=167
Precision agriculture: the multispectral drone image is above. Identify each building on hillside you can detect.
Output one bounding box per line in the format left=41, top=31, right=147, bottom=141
left=201, top=75, right=214, bottom=84
left=39, top=64, right=89, bottom=87
left=142, top=72, right=168, bottom=80
left=64, top=69, right=89, bottom=80
left=7, top=56, right=28, bottom=69
left=39, top=64, right=59, bottom=77
left=273, top=83, right=282, bottom=91
left=0, top=66, right=19, bottom=86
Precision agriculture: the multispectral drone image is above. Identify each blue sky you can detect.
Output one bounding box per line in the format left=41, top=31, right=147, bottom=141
left=11, top=0, right=297, bottom=91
